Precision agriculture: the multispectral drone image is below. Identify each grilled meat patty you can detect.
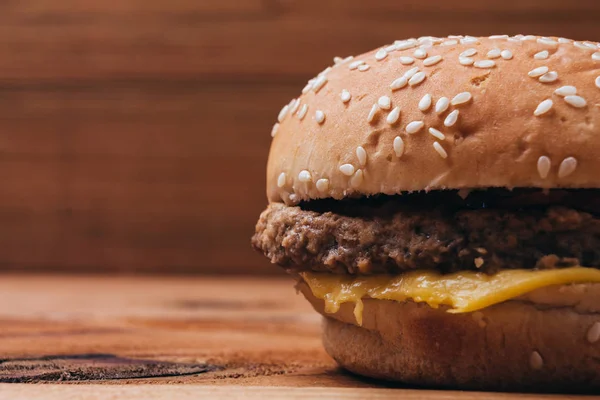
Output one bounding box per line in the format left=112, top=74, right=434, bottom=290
left=252, top=189, right=600, bottom=274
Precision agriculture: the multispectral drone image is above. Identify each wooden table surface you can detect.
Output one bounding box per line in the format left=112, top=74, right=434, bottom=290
left=0, top=274, right=594, bottom=399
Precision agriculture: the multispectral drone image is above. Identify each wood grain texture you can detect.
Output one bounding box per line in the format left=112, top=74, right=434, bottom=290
left=0, top=274, right=589, bottom=398
left=1, top=1, right=600, bottom=273
left=0, top=385, right=589, bottom=400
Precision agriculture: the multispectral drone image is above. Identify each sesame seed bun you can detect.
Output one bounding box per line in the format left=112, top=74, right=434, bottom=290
left=268, top=35, right=600, bottom=204
left=298, top=282, right=600, bottom=392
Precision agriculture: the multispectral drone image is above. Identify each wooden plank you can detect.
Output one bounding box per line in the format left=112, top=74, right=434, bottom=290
left=0, top=2, right=597, bottom=81
left=0, top=211, right=267, bottom=273
left=0, top=275, right=583, bottom=398
left=0, top=385, right=579, bottom=400
left=0, top=81, right=284, bottom=157
left=0, top=82, right=285, bottom=273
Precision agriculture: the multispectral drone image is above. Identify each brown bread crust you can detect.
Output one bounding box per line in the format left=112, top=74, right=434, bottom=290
left=299, top=282, right=600, bottom=392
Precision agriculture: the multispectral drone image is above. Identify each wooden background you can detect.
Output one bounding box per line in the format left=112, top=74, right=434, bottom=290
left=1, top=0, right=600, bottom=275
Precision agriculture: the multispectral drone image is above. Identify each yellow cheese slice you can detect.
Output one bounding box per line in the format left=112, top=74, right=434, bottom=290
left=301, top=267, right=600, bottom=325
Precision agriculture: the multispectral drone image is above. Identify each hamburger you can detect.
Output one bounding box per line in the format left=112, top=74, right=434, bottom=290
left=252, top=34, right=600, bottom=391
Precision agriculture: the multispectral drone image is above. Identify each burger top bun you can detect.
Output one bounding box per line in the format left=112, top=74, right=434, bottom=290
left=266, top=35, right=600, bottom=204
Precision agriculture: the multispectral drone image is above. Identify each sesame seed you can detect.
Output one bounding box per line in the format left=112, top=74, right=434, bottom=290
left=298, top=170, right=312, bottom=183
left=593, top=52, right=600, bottom=61
left=312, top=75, right=328, bottom=92
left=302, top=82, right=312, bottom=94
left=318, top=66, right=331, bottom=77
left=277, top=172, right=286, bottom=187
left=564, top=95, right=587, bottom=108
left=316, top=178, right=329, bottom=192
left=333, top=56, right=343, bottom=64
left=350, top=169, right=364, bottom=188
left=393, top=136, right=405, bottom=158
left=387, top=107, right=401, bottom=124
left=408, top=71, right=427, bottom=86
left=539, top=71, right=558, bottom=83
left=558, top=157, right=578, bottom=178
left=558, top=37, right=572, bottom=44
left=341, top=89, right=351, bottom=103
left=433, top=141, right=448, bottom=159
left=390, top=76, right=408, bottom=91
left=537, top=156, right=551, bottom=178
left=459, top=57, right=475, bottom=66
left=429, top=127, right=445, bottom=140
left=349, top=60, right=365, bottom=70
left=534, top=99, right=553, bottom=116
left=522, top=35, right=537, bottom=41
left=290, top=100, right=301, bottom=115
left=358, top=64, right=370, bottom=72
left=435, top=97, right=450, bottom=114
left=385, top=44, right=397, bottom=52
left=474, top=60, right=495, bottom=68
left=476, top=247, right=488, bottom=254
left=356, top=146, right=367, bottom=167
left=395, top=40, right=417, bottom=51
left=529, top=351, right=544, bottom=370
left=444, top=110, right=459, bottom=127
left=474, top=257, right=484, bottom=268
left=534, top=50, right=549, bottom=60
left=413, top=48, right=427, bottom=59
left=584, top=41, right=597, bottom=49
left=277, top=105, right=289, bottom=123
left=441, top=39, right=458, bottom=46
left=460, top=48, right=477, bottom=57
left=378, top=96, right=392, bottom=110
left=447, top=35, right=463, bottom=39
left=399, top=56, right=415, bottom=65
left=419, top=94, right=432, bottom=111
left=573, top=41, right=589, bottom=50
left=367, top=104, right=378, bottom=123
left=554, top=86, right=577, bottom=97
left=501, top=50, right=513, bottom=60
left=297, top=104, right=308, bottom=120
left=487, top=48, right=502, bottom=59
left=489, top=34, right=509, bottom=39
left=460, top=37, right=479, bottom=45
left=596, top=76, right=600, bottom=89
left=315, top=110, right=325, bottom=124
left=587, top=322, right=600, bottom=344
left=339, top=164, right=355, bottom=176
left=423, top=55, right=443, bottom=66
left=288, top=193, right=298, bottom=203
left=404, top=67, right=420, bottom=79
left=406, top=121, right=425, bottom=134
left=537, top=38, right=557, bottom=46
left=528, top=66, right=549, bottom=77
left=375, top=48, right=388, bottom=61
left=271, top=123, right=279, bottom=137
left=451, top=92, right=472, bottom=106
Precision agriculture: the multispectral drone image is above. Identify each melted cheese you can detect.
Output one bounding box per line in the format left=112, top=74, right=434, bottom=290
left=301, top=267, right=600, bottom=325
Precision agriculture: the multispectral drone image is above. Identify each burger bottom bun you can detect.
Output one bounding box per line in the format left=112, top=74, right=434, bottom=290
left=298, top=282, right=600, bottom=392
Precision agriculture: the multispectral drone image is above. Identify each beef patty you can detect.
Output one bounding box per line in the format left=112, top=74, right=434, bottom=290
left=252, top=189, right=600, bottom=275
